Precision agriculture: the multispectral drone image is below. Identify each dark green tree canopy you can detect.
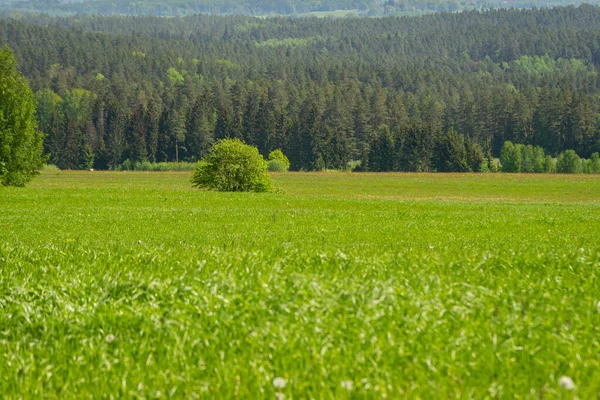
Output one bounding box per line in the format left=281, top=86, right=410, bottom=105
left=1, top=7, right=600, bottom=172
left=435, top=129, right=469, bottom=172
left=0, top=46, right=45, bottom=186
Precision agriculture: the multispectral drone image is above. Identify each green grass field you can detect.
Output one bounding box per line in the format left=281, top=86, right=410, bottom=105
left=1, top=171, right=600, bottom=398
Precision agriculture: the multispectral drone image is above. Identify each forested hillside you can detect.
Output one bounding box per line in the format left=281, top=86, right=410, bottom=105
left=2, top=0, right=600, bottom=16
left=1, top=6, right=600, bottom=171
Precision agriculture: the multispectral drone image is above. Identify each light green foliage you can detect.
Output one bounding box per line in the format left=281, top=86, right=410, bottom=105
left=42, top=163, right=60, bottom=170
left=300, top=9, right=360, bottom=17
left=1, top=171, right=600, bottom=397
left=119, top=160, right=196, bottom=171
left=256, top=37, right=318, bottom=48
left=166, top=67, right=184, bottom=85
left=214, top=59, right=239, bottom=69
left=487, top=157, right=501, bottom=172
left=35, top=89, right=63, bottom=131
left=532, top=146, right=546, bottom=172
left=498, top=142, right=567, bottom=174
left=582, top=153, right=600, bottom=174
left=544, top=155, right=556, bottom=173
left=520, top=144, right=534, bottom=172
left=63, top=88, right=95, bottom=122
left=500, top=141, right=521, bottom=172
left=268, top=149, right=290, bottom=171
left=267, top=158, right=289, bottom=171
left=590, top=152, right=600, bottom=173
left=346, top=159, right=362, bottom=171
left=0, top=46, right=46, bottom=186
left=556, top=149, right=582, bottom=173
left=191, top=138, right=272, bottom=192
left=479, top=160, right=490, bottom=172
left=513, top=55, right=589, bottom=75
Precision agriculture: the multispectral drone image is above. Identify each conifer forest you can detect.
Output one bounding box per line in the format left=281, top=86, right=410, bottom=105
left=2, top=5, right=600, bottom=172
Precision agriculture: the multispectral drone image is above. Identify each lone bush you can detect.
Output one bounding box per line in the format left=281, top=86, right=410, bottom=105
left=191, top=139, right=272, bottom=192
left=268, top=149, right=290, bottom=172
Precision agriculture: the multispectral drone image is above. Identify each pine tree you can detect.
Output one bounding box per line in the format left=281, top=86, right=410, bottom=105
left=465, top=139, right=484, bottom=172
left=368, top=125, right=396, bottom=171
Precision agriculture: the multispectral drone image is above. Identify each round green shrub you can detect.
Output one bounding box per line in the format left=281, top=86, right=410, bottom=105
left=191, top=139, right=272, bottom=192
left=268, top=159, right=289, bottom=172
left=268, top=150, right=290, bottom=171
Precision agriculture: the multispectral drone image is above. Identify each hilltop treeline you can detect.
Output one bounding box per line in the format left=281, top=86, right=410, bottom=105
left=1, top=6, right=600, bottom=170
left=2, top=0, right=600, bottom=16
left=1, top=0, right=372, bottom=16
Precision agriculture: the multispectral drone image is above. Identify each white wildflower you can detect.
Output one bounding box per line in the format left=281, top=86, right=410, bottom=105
left=275, top=393, right=285, bottom=400
left=558, top=376, right=575, bottom=390
left=341, top=380, right=353, bottom=391
left=105, top=334, right=116, bottom=343
left=272, top=377, right=286, bottom=389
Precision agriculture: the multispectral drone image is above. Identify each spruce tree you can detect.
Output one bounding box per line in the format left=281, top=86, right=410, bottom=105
left=436, top=129, right=468, bottom=172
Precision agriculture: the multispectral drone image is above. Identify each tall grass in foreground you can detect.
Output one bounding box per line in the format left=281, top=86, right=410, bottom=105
left=1, top=171, right=599, bottom=398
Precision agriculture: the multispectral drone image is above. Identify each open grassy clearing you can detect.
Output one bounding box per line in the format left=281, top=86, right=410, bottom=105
left=1, top=171, right=600, bottom=398
left=297, top=9, right=360, bottom=18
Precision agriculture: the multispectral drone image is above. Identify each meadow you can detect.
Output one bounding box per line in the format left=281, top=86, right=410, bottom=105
left=1, top=171, right=600, bottom=398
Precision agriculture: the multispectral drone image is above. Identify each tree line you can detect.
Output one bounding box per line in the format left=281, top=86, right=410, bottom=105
left=1, top=6, right=600, bottom=171
left=2, top=0, right=600, bottom=17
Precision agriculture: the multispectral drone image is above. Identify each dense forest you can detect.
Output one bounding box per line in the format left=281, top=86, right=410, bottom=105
left=2, top=0, right=600, bottom=16
left=1, top=6, right=600, bottom=171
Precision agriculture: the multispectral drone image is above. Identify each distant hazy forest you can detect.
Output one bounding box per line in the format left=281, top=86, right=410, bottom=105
left=2, top=0, right=600, bottom=16
left=1, top=6, right=600, bottom=170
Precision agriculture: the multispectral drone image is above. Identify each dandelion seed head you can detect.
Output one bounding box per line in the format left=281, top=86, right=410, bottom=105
left=105, top=334, right=116, bottom=343
left=275, top=393, right=285, bottom=400
left=341, top=380, right=353, bottom=391
left=272, top=377, right=286, bottom=389
left=558, top=376, right=575, bottom=390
